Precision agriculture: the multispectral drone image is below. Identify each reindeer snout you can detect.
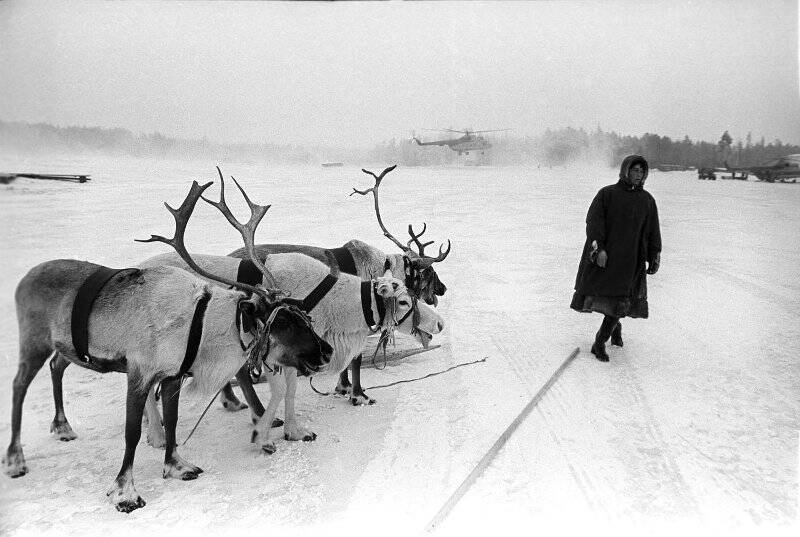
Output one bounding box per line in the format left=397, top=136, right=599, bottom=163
left=436, top=320, right=444, bottom=332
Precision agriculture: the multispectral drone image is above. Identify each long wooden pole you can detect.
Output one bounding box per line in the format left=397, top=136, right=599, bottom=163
left=423, top=347, right=581, bottom=533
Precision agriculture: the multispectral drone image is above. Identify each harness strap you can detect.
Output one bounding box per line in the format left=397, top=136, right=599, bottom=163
left=330, top=246, right=358, bottom=275
left=166, top=291, right=211, bottom=381
left=374, top=284, right=387, bottom=325
left=361, top=281, right=388, bottom=329
left=237, top=258, right=337, bottom=314
left=300, top=274, right=338, bottom=313
left=71, top=266, right=135, bottom=362
left=361, top=281, right=376, bottom=327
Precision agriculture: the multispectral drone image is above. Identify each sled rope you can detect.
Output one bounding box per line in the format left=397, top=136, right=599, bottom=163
left=181, top=388, right=222, bottom=446
left=423, top=347, right=580, bottom=533
left=309, top=356, right=487, bottom=396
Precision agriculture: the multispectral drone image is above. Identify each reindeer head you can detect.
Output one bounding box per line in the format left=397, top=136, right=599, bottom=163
left=352, top=166, right=450, bottom=306
left=379, top=280, right=444, bottom=349
left=238, top=295, right=332, bottom=376
left=137, top=174, right=333, bottom=377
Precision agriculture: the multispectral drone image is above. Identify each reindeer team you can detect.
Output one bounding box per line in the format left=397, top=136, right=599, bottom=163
left=3, top=166, right=450, bottom=513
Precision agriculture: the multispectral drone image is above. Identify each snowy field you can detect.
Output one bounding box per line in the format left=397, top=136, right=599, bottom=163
left=0, top=156, right=797, bottom=536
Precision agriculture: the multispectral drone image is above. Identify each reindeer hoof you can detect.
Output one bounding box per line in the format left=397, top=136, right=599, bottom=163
left=261, top=443, right=276, bottom=455
left=284, top=432, right=317, bottom=442
left=350, top=393, right=376, bottom=406
left=50, top=421, right=78, bottom=441
left=3, top=452, right=28, bottom=478
left=250, top=416, right=284, bottom=428
left=222, top=400, right=248, bottom=412
left=163, top=459, right=204, bottom=480
left=115, top=497, right=146, bottom=513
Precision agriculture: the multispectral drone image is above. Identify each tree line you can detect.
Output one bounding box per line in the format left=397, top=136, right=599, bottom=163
left=2, top=119, right=797, bottom=168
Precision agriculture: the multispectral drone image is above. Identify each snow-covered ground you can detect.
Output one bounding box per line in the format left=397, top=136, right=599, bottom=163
left=0, top=156, right=797, bottom=536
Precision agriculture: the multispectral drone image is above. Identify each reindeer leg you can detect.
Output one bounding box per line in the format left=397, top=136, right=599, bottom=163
left=234, top=366, right=283, bottom=428
left=160, top=376, right=203, bottom=480
left=49, top=353, right=78, bottom=441
left=283, top=369, right=316, bottom=442
left=350, top=355, right=375, bottom=406
left=334, top=366, right=352, bottom=396
left=4, top=346, right=52, bottom=478
left=107, top=375, right=149, bottom=513
left=219, top=382, right=248, bottom=412
left=143, top=387, right=166, bottom=448
left=250, top=371, right=285, bottom=455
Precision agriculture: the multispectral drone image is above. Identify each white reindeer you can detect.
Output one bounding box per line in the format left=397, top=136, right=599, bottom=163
left=140, top=173, right=445, bottom=454
left=224, top=165, right=451, bottom=406
left=3, top=181, right=332, bottom=513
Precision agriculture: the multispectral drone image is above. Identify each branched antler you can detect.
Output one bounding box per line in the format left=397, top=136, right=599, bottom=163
left=201, top=167, right=280, bottom=293
left=135, top=180, right=267, bottom=300
left=351, top=164, right=451, bottom=264
left=350, top=165, right=408, bottom=252
left=407, top=224, right=434, bottom=255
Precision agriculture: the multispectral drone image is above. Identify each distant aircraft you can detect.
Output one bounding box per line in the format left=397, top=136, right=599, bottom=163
left=412, top=128, right=511, bottom=156
left=724, top=154, right=800, bottom=183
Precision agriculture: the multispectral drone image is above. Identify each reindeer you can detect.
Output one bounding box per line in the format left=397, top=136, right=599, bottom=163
left=139, top=172, right=445, bottom=453
left=3, top=181, right=333, bottom=513
left=225, top=165, right=451, bottom=406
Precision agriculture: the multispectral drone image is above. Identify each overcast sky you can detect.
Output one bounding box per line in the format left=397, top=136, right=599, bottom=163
left=1, top=0, right=798, bottom=148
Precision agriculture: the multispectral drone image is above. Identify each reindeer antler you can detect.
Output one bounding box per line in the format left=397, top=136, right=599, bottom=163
left=351, top=165, right=451, bottom=264
left=408, top=223, right=451, bottom=265
left=135, top=180, right=268, bottom=300
left=200, top=167, right=280, bottom=293
left=350, top=165, right=408, bottom=252
left=407, top=223, right=433, bottom=255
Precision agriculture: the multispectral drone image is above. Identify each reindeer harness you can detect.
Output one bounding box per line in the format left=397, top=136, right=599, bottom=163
left=70, top=265, right=215, bottom=379
left=70, top=266, right=138, bottom=372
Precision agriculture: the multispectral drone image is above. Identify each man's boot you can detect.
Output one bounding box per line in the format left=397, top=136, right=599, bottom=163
left=610, top=322, right=623, bottom=347
left=591, top=334, right=610, bottom=362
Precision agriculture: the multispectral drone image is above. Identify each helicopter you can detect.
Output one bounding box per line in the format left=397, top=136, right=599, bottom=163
left=412, top=128, right=511, bottom=156
left=699, top=154, right=800, bottom=183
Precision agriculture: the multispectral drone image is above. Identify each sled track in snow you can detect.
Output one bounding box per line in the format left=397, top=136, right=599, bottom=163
left=424, top=347, right=580, bottom=532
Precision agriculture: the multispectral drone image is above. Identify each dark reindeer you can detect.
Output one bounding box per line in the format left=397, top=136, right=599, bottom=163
left=223, top=165, right=450, bottom=407
left=3, top=181, right=332, bottom=513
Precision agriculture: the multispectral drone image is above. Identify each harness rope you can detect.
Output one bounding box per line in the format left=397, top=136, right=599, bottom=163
left=309, top=356, right=486, bottom=396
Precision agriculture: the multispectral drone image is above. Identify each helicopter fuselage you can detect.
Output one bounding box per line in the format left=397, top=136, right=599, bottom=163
left=412, top=134, right=491, bottom=154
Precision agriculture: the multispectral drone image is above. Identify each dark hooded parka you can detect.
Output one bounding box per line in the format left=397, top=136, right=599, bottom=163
left=570, top=155, right=661, bottom=318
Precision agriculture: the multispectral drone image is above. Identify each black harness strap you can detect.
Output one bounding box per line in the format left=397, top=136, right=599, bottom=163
left=374, top=285, right=386, bottom=324
left=300, top=274, right=338, bottom=313
left=361, top=281, right=388, bottom=328
left=236, top=259, right=262, bottom=286
left=166, top=291, right=211, bottom=381
left=238, top=258, right=337, bottom=314
left=71, top=266, right=134, bottom=362
left=330, top=246, right=358, bottom=276
left=361, top=281, right=376, bottom=327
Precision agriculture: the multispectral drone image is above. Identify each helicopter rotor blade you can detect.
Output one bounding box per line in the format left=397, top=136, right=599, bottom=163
left=469, top=129, right=513, bottom=134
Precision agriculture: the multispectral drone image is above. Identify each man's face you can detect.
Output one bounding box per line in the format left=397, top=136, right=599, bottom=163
left=628, top=164, right=645, bottom=186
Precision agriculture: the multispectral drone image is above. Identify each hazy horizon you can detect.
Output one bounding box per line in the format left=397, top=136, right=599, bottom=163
left=1, top=1, right=799, bottom=149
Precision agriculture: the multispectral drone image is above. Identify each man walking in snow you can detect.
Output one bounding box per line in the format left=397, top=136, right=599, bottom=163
left=570, top=154, right=662, bottom=362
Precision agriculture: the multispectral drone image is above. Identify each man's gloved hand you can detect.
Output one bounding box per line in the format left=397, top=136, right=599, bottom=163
left=647, top=252, right=660, bottom=275
left=596, top=249, right=608, bottom=268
